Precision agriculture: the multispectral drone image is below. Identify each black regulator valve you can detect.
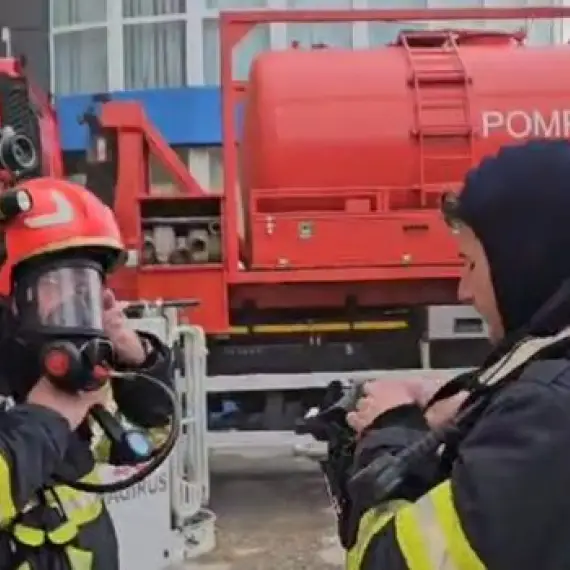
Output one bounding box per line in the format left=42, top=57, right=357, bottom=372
left=41, top=340, right=108, bottom=393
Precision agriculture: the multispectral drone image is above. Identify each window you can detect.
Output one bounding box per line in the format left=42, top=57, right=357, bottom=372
left=479, top=0, right=525, bottom=36
left=427, top=0, right=489, bottom=33
left=286, top=0, right=353, bottom=48
left=208, top=147, right=224, bottom=192
left=527, top=19, right=555, bottom=45
left=367, top=0, right=428, bottom=46
left=122, top=0, right=186, bottom=17
left=203, top=19, right=271, bottom=85
left=149, top=147, right=191, bottom=193
left=518, top=0, right=554, bottom=45
left=124, top=21, right=187, bottom=89
left=51, top=0, right=108, bottom=95
left=52, top=0, right=107, bottom=28
left=53, top=28, right=108, bottom=95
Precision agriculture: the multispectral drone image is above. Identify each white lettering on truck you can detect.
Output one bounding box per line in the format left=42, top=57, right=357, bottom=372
left=104, top=471, right=168, bottom=504
left=481, top=109, right=570, bottom=139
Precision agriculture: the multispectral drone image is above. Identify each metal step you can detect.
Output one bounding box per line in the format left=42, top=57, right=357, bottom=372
left=420, top=126, right=472, bottom=137
left=420, top=99, right=470, bottom=110
left=424, top=154, right=474, bottom=161
left=415, top=72, right=466, bottom=85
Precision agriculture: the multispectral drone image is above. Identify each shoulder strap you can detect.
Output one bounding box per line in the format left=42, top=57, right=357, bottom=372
left=439, top=357, right=570, bottom=470
left=425, top=326, right=570, bottom=413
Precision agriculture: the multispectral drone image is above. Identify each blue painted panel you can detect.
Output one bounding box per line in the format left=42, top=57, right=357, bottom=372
left=55, top=87, right=240, bottom=151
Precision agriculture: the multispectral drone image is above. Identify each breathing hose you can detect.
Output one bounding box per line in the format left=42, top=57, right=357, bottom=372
left=53, top=371, right=182, bottom=494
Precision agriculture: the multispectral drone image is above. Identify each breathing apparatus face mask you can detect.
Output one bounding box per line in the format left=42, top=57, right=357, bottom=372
left=16, top=264, right=105, bottom=333
left=10, top=258, right=114, bottom=394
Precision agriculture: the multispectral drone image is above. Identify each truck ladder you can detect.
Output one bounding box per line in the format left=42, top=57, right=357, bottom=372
left=401, top=30, right=475, bottom=205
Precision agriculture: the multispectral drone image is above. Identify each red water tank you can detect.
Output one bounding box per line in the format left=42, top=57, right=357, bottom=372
left=239, top=30, right=570, bottom=271
left=241, top=31, right=570, bottom=201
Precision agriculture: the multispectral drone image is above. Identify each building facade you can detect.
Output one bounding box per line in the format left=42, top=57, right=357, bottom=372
left=50, top=0, right=566, bottom=191
left=2, top=0, right=50, bottom=90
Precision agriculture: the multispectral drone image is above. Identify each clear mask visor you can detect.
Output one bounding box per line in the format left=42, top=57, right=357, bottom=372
left=21, top=266, right=104, bottom=331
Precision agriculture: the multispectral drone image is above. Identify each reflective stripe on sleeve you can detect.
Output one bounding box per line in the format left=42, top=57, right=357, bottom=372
left=346, top=500, right=409, bottom=569
left=395, top=480, right=485, bottom=570
left=0, top=451, right=17, bottom=526
left=347, top=480, right=484, bottom=570
left=65, top=545, right=94, bottom=570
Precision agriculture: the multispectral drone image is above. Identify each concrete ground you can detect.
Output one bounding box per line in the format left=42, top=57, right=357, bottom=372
left=188, top=449, right=344, bottom=570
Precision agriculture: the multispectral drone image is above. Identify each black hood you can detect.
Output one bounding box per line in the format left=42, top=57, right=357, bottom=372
left=0, top=299, right=43, bottom=400
left=454, top=140, right=570, bottom=336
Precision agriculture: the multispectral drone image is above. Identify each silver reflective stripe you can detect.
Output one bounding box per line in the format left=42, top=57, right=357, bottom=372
left=480, top=325, right=570, bottom=387
left=22, top=490, right=99, bottom=517
left=413, top=493, right=459, bottom=570
left=58, top=492, right=99, bottom=516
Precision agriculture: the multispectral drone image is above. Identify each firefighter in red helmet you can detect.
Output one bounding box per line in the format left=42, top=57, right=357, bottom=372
left=0, top=177, right=174, bottom=569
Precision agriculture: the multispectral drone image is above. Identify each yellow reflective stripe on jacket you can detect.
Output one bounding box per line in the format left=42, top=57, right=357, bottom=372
left=346, top=500, right=409, bottom=570
left=49, top=485, right=102, bottom=526
left=346, top=480, right=484, bottom=570
left=48, top=520, right=79, bottom=545
left=430, top=481, right=484, bottom=570
left=146, top=425, right=170, bottom=449
left=13, top=519, right=82, bottom=548
left=16, top=563, right=31, bottom=570
left=13, top=523, right=45, bottom=547
left=0, top=451, right=17, bottom=526
left=19, top=469, right=103, bottom=527
left=395, top=480, right=484, bottom=570
left=66, top=545, right=94, bottom=570
left=92, top=437, right=111, bottom=463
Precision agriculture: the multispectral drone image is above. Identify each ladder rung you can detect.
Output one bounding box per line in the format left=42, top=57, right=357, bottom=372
left=423, top=154, right=473, bottom=161
left=415, top=74, right=466, bottom=85
left=413, top=66, right=463, bottom=73
left=412, top=64, right=463, bottom=71
left=421, top=127, right=471, bottom=137
left=420, top=100, right=468, bottom=110
left=407, top=47, right=455, bottom=55
left=412, top=65, right=463, bottom=74
left=411, top=56, right=460, bottom=65
left=409, top=54, right=461, bottom=63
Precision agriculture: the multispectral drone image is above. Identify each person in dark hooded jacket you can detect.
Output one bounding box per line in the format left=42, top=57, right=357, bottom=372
left=344, top=139, right=570, bottom=570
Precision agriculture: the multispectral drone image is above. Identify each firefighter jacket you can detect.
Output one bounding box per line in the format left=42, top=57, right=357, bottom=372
left=0, top=330, right=173, bottom=570
left=346, top=357, right=570, bottom=570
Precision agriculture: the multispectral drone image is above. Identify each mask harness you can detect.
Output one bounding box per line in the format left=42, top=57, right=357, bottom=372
left=0, top=188, right=181, bottom=494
